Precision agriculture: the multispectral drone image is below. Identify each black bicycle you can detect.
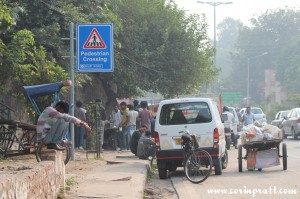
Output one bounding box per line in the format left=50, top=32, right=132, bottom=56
left=180, top=130, right=213, bottom=184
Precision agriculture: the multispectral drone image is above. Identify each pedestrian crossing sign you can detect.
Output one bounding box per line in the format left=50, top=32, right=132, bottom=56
left=76, top=24, right=113, bottom=72
left=83, top=28, right=106, bottom=49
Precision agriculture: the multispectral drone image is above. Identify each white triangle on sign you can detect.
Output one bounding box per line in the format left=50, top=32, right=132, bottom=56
left=83, top=28, right=106, bottom=49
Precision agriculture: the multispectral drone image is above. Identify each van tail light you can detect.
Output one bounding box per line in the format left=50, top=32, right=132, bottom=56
left=154, top=131, right=160, bottom=151
left=297, top=118, right=300, bottom=123
left=213, top=128, right=219, bottom=143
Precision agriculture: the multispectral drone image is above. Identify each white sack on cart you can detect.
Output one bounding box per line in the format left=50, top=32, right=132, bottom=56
left=261, top=124, right=283, bottom=139
left=263, top=133, right=273, bottom=140
left=256, top=148, right=280, bottom=168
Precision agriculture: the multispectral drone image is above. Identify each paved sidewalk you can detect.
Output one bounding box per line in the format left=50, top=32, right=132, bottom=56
left=66, top=151, right=149, bottom=199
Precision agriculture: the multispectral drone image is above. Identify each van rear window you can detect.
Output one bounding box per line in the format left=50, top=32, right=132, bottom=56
left=159, top=102, right=212, bottom=125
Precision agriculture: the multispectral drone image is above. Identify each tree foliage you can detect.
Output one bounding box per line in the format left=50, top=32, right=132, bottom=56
left=224, top=8, right=300, bottom=104
left=0, top=1, right=68, bottom=94
left=1, top=0, right=216, bottom=116
left=112, top=0, right=216, bottom=98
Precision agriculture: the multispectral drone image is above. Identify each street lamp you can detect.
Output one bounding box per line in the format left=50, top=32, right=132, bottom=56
left=196, top=1, right=233, bottom=67
left=246, top=52, right=268, bottom=106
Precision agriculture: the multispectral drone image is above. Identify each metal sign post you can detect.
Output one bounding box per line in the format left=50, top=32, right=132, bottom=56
left=70, top=22, right=75, bottom=160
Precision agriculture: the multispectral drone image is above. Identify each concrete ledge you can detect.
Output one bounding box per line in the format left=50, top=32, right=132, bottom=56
left=0, top=150, right=65, bottom=199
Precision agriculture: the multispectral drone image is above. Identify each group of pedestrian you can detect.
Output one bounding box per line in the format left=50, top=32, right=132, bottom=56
left=36, top=97, right=156, bottom=160
left=110, top=100, right=156, bottom=159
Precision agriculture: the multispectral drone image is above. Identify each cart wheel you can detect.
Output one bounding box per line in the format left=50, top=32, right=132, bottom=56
left=238, top=145, right=243, bottom=172
left=282, top=143, right=287, bottom=170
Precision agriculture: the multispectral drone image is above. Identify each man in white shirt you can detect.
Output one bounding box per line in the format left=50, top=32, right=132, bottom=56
left=111, top=105, right=122, bottom=128
left=110, top=105, right=122, bottom=150
left=222, top=106, right=237, bottom=149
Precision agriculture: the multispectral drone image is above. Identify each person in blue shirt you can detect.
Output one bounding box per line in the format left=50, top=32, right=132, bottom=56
left=242, top=107, right=255, bottom=126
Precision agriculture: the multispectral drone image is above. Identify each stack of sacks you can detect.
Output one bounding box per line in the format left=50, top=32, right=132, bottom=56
left=241, top=125, right=264, bottom=144
left=241, top=124, right=282, bottom=144
left=260, top=124, right=283, bottom=140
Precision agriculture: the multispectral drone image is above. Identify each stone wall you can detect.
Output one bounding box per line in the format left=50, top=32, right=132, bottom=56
left=0, top=150, right=65, bottom=199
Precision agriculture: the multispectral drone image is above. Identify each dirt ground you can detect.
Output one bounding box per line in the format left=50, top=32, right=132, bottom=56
left=0, top=151, right=178, bottom=199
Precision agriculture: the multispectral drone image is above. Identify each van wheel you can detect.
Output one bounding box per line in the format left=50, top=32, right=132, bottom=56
left=226, top=137, right=231, bottom=150
left=158, top=168, right=168, bottom=179
left=226, top=142, right=230, bottom=150
left=214, top=157, right=222, bottom=175
left=222, top=150, right=228, bottom=169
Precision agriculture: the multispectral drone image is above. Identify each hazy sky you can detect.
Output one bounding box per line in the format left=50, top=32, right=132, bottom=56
left=174, top=0, right=300, bottom=38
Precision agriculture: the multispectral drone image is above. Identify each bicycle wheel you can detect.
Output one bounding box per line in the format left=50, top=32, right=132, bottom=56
left=35, top=142, right=45, bottom=163
left=57, top=141, right=71, bottom=165
left=184, top=149, right=213, bottom=184
left=36, top=142, right=71, bottom=165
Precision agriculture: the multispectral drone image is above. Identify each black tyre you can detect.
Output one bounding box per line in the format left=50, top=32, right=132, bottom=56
left=35, top=142, right=44, bottom=163
left=168, top=165, right=177, bottom=172
left=292, top=128, right=298, bottom=140
left=226, top=137, right=231, bottom=150
left=282, top=129, right=287, bottom=139
left=58, top=141, right=71, bottom=165
left=226, top=142, right=230, bottom=150
left=238, top=145, right=243, bottom=172
left=222, top=149, right=228, bottom=169
left=158, top=168, right=168, bottom=179
left=282, top=143, right=287, bottom=170
left=184, top=149, right=212, bottom=184
left=214, top=156, right=222, bottom=175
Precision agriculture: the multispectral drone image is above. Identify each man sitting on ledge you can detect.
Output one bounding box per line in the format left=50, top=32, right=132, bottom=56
left=37, top=100, right=91, bottom=150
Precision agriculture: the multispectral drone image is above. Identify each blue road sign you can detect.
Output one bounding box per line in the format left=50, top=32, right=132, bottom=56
left=76, top=24, right=114, bottom=72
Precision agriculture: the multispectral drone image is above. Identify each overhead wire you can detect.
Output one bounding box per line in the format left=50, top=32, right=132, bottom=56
left=115, top=50, right=163, bottom=73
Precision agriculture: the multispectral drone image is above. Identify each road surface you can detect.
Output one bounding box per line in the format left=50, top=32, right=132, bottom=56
left=170, top=138, right=300, bottom=199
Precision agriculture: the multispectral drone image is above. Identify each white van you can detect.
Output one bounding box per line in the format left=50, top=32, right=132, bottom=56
left=154, top=98, right=227, bottom=179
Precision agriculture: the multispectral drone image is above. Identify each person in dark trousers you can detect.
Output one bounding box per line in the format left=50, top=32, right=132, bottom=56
left=130, top=125, right=147, bottom=155
left=133, top=100, right=141, bottom=128
left=75, top=101, right=87, bottom=150
left=137, top=130, right=156, bottom=160
left=119, top=101, right=129, bottom=150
